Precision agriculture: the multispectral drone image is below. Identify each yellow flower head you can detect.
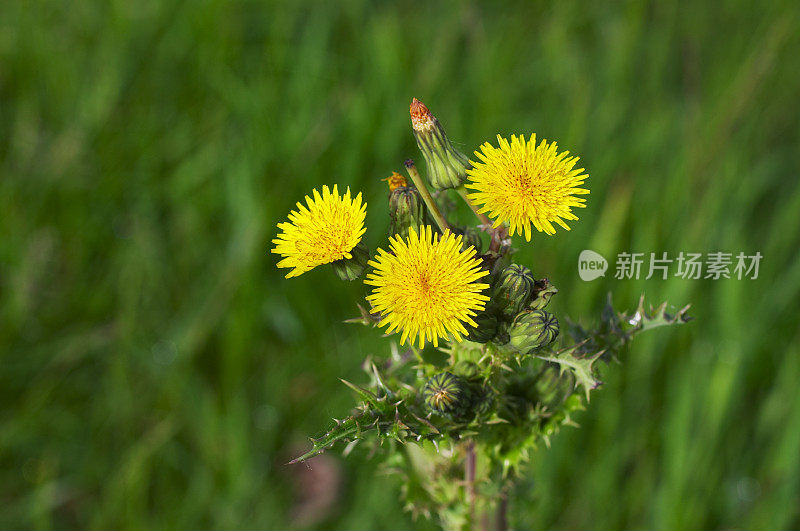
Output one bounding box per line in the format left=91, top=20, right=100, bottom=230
left=466, top=134, right=589, bottom=240
left=365, top=226, right=489, bottom=348
left=272, top=184, right=366, bottom=278
left=382, top=171, right=408, bottom=191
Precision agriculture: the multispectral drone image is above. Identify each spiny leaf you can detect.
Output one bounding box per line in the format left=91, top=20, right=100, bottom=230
left=288, top=416, right=364, bottom=464
left=535, top=345, right=604, bottom=401
left=623, top=295, right=692, bottom=334
left=569, top=294, right=691, bottom=359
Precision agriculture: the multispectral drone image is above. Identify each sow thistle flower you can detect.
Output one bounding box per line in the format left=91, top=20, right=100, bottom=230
left=272, top=184, right=367, bottom=278
left=283, top=99, right=692, bottom=527
left=466, top=134, right=590, bottom=240
left=365, top=226, right=489, bottom=348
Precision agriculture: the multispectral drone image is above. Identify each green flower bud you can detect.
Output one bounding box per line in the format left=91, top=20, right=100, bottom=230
left=388, top=184, right=426, bottom=240
left=423, top=372, right=467, bottom=416
left=528, top=278, right=558, bottom=310
left=410, top=98, right=471, bottom=190
left=534, top=365, right=575, bottom=410
left=468, top=383, right=494, bottom=416
left=508, top=309, right=560, bottom=353
left=494, top=264, right=536, bottom=318
left=453, top=226, right=483, bottom=254
left=453, top=360, right=480, bottom=379
left=331, top=241, right=370, bottom=281
left=465, top=311, right=498, bottom=343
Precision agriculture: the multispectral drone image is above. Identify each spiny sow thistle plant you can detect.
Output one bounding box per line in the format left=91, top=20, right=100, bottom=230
left=272, top=99, right=691, bottom=529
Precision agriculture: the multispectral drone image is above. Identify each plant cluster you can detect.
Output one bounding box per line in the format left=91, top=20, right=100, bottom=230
left=272, top=99, right=690, bottom=529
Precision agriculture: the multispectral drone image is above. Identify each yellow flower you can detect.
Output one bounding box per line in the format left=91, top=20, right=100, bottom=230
left=383, top=171, right=408, bottom=191
left=365, top=226, right=489, bottom=348
left=466, top=134, right=589, bottom=240
left=272, top=185, right=366, bottom=278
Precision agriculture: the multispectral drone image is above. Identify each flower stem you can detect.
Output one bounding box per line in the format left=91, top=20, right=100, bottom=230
left=456, top=186, right=508, bottom=253
left=456, top=186, right=491, bottom=226
left=405, top=343, right=425, bottom=365
left=465, top=440, right=476, bottom=523
left=496, top=490, right=508, bottom=531
left=404, top=159, right=449, bottom=232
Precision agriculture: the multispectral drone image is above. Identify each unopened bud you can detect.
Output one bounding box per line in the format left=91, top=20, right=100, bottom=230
left=468, top=383, right=494, bottom=416
left=331, top=241, right=370, bottom=281
left=508, top=309, right=560, bottom=353
left=410, top=98, right=471, bottom=190
left=494, top=264, right=535, bottom=318
left=453, top=360, right=480, bottom=379
left=534, top=365, right=575, bottom=410
left=388, top=186, right=426, bottom=239
left=423, top=372, right=467, bottom=416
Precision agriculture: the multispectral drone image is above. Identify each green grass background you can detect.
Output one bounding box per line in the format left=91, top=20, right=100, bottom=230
left=2, top=0, right=800, bottom=528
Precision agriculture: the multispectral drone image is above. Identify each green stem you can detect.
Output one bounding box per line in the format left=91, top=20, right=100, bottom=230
left=456, top=186, right=491, bottom=227
left=456, top=186, right=508, bottom=253
left=404, top=159, right=450, bottom=232
left=408, top=343, right=426, bottom=364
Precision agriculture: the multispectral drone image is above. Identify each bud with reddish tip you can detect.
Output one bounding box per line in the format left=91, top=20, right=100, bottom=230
left=383, top=171, right=408, bottom=192
left=410, top=98, right=471, bottom=190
